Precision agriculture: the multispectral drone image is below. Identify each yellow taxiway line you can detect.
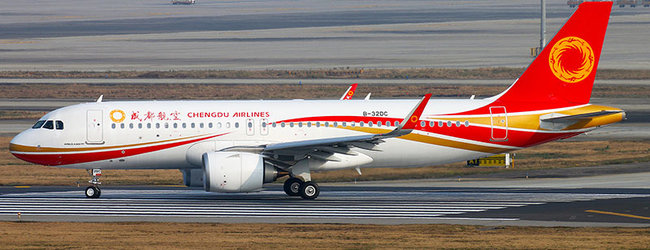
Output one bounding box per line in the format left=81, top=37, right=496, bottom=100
left=586, top=209, right=650, bottom=220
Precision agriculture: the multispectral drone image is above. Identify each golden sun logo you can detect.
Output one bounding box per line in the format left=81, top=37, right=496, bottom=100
left=109, top=109, right=126, bottom=123
left=548, top=36, right=594, bottom=84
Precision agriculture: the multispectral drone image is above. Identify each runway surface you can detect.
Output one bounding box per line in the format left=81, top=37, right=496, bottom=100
left=2, top=78, right=649, bottom=86
left=0, top=3, right=576, bottom=39
left=0, top=172, right=648, bottom=227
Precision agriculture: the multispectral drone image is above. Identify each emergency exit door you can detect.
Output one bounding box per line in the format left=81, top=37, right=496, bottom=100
left=260, top=118, right=269, bottom=135
left=489, top=106, right=508, bottom=141
left=87, top=110, right=104, bottom=144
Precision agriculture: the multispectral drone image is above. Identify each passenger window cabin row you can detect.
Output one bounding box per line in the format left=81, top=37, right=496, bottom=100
left=108, top=120, right=471, bottom=130
left=31, top=119, right=470, bottom=132
left=110, top=122, right=237, bottom=130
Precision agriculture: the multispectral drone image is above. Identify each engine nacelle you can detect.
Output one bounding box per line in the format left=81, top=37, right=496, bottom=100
left=202, top=151, right=280, bottom=193
left=180, top=168, right=203, bottom=187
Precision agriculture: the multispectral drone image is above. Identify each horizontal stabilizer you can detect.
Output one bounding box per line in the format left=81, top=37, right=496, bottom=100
left=540, top=110, right=623, bottom=122
left=539, top=110, right=624, bottom=131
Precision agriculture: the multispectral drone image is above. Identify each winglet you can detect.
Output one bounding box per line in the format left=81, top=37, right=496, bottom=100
left=96, top=95, right=103, bottom=103
left=376, top=93, right=432, bottom=139
left=399, top=93, right=431, bottom=130
left=340, top=83, right=358, bottom=100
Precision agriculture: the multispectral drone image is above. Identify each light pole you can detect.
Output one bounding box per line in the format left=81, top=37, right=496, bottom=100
left=540, top=0, right=546, bottom=50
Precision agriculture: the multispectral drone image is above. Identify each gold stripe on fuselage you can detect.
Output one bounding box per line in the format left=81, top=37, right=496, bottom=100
left=427, top=104, right=623, bottom=131
left=9, top=134, right=209, bottom=153
left=341, top=127, right=510, bottom=154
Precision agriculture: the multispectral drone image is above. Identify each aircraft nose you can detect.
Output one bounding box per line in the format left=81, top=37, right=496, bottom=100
left=9, top=132, right=25, bottom=152
left=9, top=131, right=38, bottom=164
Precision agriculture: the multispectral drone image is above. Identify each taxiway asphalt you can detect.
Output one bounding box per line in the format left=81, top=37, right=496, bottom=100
left=0, top=172, right=648, bottom=227
left=1, top=0, right=649, bottom=70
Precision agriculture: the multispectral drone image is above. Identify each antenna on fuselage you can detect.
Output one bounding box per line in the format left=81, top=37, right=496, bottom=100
left=96, top=95, right=103, bottom=103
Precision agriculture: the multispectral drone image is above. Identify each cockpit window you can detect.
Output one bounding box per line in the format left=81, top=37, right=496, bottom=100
left=42, top=120, right=54, bottom=130
left=32, top=120, right=46, bottom=129
left=55, top=120, right=64, bottom=130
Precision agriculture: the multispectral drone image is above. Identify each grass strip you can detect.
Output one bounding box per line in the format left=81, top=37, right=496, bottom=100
left=1, top=83, right=648, bottom=100
left=0, top=222, right=648, bottom=249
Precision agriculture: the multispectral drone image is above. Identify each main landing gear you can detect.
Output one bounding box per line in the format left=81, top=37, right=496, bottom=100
left=85, top=169, right=102, bottom=198
left=283, top=177, right=320, bottom=200
left=282, top=160, right=319, bottom=200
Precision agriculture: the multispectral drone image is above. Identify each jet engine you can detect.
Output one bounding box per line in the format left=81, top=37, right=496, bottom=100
left=180, top=168, right=203, bottom=187
left=202, top=151, right=282, bottom=193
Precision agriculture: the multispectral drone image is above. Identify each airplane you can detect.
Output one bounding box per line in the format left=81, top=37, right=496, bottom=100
left=340, top=83, right=358, bottom=100
left=10, top=2, right=623, bottom=199
left=339, top=83, right=372, bottom=101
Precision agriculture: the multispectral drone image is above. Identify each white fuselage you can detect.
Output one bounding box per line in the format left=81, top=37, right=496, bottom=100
left=12, top=98, right=514, bottom=171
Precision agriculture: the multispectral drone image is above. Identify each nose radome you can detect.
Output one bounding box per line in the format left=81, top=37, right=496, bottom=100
left=9, top=132, right=25, bottom=151
left=9, top=132, right=25, bottom=161
left=9, top=129, right=37, bottom=154
left=9, top=130, right=42, bottom=165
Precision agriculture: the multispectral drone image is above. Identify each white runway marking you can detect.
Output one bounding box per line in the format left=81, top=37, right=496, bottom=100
left=0, top=197, right=528, bottom=219
left=1, top=188, right=646, bottom=223
left=0, top=189, right=542, bottom=220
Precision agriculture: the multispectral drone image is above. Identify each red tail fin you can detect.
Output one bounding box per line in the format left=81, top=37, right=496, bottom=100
left=341, top=83, right=358, bottom=100
left=494, top=2, right=612, bottom=112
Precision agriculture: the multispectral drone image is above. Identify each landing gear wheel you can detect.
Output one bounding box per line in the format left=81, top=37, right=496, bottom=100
left=283, top=177, right=303, bottom=196
left=299, top=181, right=319, bottom=200
left=85, top=168, right=102, bottom=198
left=85, top=186, right=101, bottom=198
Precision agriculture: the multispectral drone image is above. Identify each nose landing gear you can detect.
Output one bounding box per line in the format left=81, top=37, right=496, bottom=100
left=85, top=169, right=102, bottom=198
left=85, top=186, right=100, bottom=198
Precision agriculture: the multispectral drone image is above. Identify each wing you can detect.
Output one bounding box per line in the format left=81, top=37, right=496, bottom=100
left=222, top=93, right=432, bottom=167
left=266, top=93, right=431, bottom=151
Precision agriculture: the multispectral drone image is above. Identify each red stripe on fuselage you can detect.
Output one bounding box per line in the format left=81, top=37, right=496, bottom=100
left=277, top=116, right=578, bottom=148
left=12, top=133, right=226, bottom=166
left=277, top=116, right=401, bottom=125
left=416, top=123, right=580, bottom=148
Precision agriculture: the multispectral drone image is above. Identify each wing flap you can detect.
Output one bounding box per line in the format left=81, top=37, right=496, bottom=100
left=265, top=134, right=374, bottom=151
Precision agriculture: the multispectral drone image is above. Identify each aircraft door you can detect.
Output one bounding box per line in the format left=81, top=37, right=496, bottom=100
left=489, top=106, right=508, bottom=141
left=86, top=110, right=104, bottom=144
left=260, top=118, right=269, bottom=136
left=246, top=118, right=255, bottom=136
